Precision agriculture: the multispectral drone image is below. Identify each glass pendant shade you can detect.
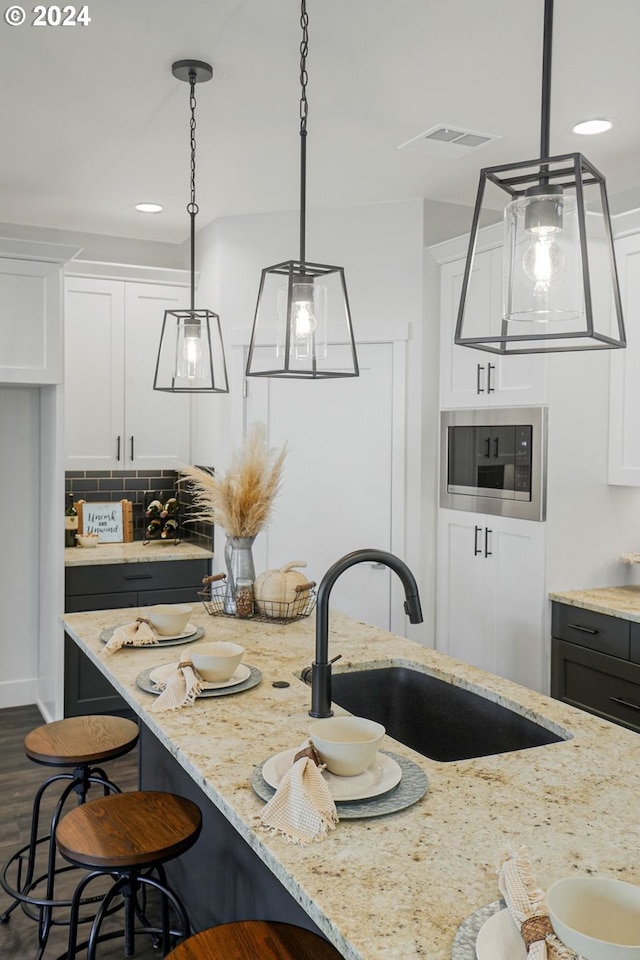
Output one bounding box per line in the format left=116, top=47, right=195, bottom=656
left=455, top=153, right=625, bottom=353
left=154, top=308, right=229, bottom=392
left=246, top=260, right=359, bottom=379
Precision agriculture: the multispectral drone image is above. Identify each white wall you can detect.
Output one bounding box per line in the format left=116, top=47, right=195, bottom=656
left=546, top=349, right=640, bottom=591
left=191, top=199, right=435, bottom=644
left=0, top=387, right=41, bottom=707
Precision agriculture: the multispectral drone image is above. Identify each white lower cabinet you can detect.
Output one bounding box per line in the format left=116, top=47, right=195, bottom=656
left=64, top=276, right=192, bottom=470
left=436, top=508, right=546, bottom=692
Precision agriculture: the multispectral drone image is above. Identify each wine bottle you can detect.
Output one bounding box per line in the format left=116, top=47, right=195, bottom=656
left=146, top=519, right=162, bottom=538
left=161, top=518, right=179, bottom=540
left=65, top=493, right=78, bottom=547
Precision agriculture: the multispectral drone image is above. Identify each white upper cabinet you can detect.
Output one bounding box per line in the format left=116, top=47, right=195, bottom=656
left=64, top=274, right=192, bottom=471
left=432, top=229, right=548, bottom=409
left=609, top=232, right=640, bottom=485
left=0, top=240, right=80, bottom=385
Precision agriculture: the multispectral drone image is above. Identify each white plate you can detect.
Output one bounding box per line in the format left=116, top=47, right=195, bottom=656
left=475, top=908, right=526, bottom=960
left=148, top=661, right=251, bottom=691
left=261, top=747, right=402, bottom=802
left=152, top=622, right=198, bottom=641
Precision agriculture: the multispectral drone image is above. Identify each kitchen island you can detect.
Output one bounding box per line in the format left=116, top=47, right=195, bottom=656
left=61, top=605, right=640, bottom=960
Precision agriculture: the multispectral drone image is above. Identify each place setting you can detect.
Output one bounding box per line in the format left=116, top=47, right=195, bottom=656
left=100, top=603, right=205, bottom=653
left=252, top=715, right=429, bottom=840
left=452, top=845, right=640, bottom=960
left=136, top=640, right=262, bottom=711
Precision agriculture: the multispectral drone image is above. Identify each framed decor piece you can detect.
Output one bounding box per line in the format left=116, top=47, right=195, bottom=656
left=76, top=499, right=134, bottom=543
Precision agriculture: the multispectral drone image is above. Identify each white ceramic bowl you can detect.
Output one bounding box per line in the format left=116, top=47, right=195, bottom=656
left=190, top=641, right=245, bottom=682
left=146, top=603, right=193, bottom=637
left=309, top=715, right=385, bottom=777
left=76, top=533, right=99, bottom=548
left=547, top=877, right=640, bottom=960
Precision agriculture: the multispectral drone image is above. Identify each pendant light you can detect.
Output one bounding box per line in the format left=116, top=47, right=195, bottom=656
left=455, top=0, right=625, bottom=354
left=153, top=59, right=229, bottom=393
left=245, top=0, right=359, bottom=380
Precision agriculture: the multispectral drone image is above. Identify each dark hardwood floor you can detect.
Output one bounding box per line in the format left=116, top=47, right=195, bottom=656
left=0, top=704, right=179, bottom=959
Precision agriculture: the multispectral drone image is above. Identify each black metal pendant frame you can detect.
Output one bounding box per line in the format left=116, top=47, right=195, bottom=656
left=245, top=0, right=358, bottom=380
left=153, top=308, right=229, bottom=393
left=455, top=0, right=625, bottom=355
left=454, top=151, right=625, bottom=354
left=246, top=260, right=359, bottom=380
left=153, top=59, right=229, bottom=393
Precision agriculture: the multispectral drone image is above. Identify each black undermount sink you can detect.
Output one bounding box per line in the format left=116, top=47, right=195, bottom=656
left=310, top=664, right=567, bottom=762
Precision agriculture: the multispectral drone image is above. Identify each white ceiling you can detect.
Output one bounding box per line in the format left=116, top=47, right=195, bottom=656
left=1, top=0, right=639, bottom=244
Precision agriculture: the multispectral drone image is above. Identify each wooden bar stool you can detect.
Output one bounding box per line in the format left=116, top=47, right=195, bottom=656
left=165, top=920, right=344, bottom=960
left=56, top=790, right=202, bottom=959
left=0, top=714, right=139, bottom=959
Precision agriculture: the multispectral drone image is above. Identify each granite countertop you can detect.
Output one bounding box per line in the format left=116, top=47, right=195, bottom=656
left=550, top=585, right=640, bottom=622
left=64, top=540, right=213, bottom=567
left=61, top=606, right=640, bottom=960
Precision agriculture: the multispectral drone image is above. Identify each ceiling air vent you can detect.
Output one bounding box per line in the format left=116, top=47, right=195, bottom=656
left=399, top=125, right=500, bottom=159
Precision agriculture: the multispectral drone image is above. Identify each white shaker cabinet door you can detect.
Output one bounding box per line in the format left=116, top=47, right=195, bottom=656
left=64, top=278, right=125, bottom=470
left=439, top=246, right=547, bottom=409
left=0, top=257, right=63, bottom=385
left=123, top=283, right=191, bottom=471
left=65, top=278, right=191, bottom=470
left=436, top=508, right=546, bottom=692
left=609, top=234, right=640, bottom=484
left=244, top=341, right=398, bottom=632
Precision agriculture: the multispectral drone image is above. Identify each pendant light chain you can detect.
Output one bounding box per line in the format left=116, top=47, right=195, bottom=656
left=188, top=71, right=199, bottom=310
left=298, top=0, right=309, bottom=265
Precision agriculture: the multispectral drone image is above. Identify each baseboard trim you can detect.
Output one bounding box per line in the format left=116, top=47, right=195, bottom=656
left=0, top=678, right=39, bottom=711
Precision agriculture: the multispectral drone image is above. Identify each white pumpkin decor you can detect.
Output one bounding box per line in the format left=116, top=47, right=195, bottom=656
left=254, top=561, right=310, bottom=617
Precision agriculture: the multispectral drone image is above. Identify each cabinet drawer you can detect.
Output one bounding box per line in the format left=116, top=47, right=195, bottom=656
left=66, top=559, right=209, bottom=597
left=139, top=586, right=204, bottom=606
left=552, top=638, right=640, bottom=733
left=551, top=603, right=630, bottom=659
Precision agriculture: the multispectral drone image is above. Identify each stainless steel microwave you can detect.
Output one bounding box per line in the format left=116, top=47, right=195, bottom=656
left=440, top=406, right=547, bottom=521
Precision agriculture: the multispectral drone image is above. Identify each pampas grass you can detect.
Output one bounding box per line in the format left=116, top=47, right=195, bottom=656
left=180, top=424, right=286, bottom=538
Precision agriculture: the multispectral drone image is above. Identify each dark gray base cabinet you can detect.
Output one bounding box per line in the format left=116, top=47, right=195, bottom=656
left=551, top=601, right=640, bottom=734
left=64, top=557, right=210, bottom=717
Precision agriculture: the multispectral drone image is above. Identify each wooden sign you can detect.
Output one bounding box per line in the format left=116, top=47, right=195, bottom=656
left=76, top=500, right=134, bottom=543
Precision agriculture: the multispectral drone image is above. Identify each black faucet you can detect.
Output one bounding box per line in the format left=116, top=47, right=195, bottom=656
left=310, top=549, right=423, bottom=718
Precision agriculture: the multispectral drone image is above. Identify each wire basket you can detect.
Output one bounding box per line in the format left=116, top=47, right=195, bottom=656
left=198, top=580, right=317, bottom=624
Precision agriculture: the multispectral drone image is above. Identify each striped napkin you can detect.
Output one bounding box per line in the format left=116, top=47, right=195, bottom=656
left=104, top=617, right=159, bottom=654
left=148, top=657, right=203, bottom=712
left=255, top=742, right=339, bottom=845
left=496, top=847, right=577, bottom=959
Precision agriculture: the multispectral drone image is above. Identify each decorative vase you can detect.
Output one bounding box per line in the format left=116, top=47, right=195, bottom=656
left=224, top=536, right=256, bottom=614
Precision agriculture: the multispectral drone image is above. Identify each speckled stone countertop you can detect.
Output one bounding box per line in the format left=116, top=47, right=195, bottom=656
left=64, top=540, right=213, bottom=567
left=550, top=585, right=640, bottom=622
left=61, top=606, right=640, bottom=960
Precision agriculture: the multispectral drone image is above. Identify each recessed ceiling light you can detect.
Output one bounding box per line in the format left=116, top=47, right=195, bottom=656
left=572, top=118, right=613, bottom=136
left=135, top=202, right=163, bottom=213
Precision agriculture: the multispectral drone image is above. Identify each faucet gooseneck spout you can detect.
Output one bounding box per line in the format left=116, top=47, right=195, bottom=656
left=310, top=549, right=423, bottom=718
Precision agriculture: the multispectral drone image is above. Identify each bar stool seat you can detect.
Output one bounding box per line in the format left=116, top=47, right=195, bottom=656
left=0, top=714, right=139, bottom=960
left=166, top=920, right=344, bottom=960
left=56, top=790, right=202, bottom=960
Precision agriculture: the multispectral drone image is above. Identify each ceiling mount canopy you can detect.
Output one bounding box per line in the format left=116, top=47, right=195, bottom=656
left=153, top=59, right=229, bottom=394
left=245, top=0, right=359, bottom=380
left=455, top=0, right=625, bottom=355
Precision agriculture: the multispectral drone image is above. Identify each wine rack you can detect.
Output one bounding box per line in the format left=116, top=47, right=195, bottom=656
left=143, top=491, right=181, bottom=545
